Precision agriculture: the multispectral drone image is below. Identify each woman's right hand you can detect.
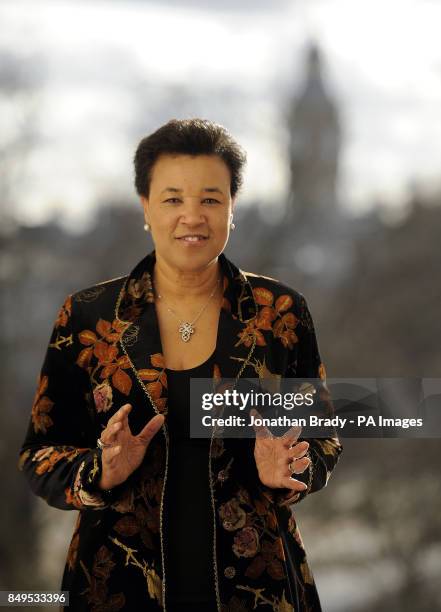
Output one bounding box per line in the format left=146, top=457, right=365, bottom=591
left=98, top=404, right=165, bottom=490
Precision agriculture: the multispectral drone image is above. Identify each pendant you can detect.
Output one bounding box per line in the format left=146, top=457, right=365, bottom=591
left=179, top=322, right=194, bottom=342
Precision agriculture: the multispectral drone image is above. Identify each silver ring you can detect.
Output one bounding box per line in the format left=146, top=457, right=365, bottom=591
left=97, top=438, right=113, bottom=450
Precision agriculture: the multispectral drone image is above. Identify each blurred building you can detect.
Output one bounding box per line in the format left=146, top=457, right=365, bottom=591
left=287, top=42, right=341, bottom=223
left=234, top=41, right=371, bottom=288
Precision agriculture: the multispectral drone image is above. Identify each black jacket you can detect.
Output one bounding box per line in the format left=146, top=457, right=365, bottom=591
left=18, top=248, right=343, bottom=611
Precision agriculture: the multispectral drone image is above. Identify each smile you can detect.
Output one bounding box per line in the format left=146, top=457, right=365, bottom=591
left=176, top=236, right=208, bottom=243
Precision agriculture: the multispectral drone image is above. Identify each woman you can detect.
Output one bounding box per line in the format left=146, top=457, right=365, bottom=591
left=18, top=118, right=343, bottom=611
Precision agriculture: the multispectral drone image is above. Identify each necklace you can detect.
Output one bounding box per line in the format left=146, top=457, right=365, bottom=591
left=155, top=276, right=221, bottom=342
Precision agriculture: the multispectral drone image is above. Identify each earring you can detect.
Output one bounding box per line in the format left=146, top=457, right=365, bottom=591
left=144, top=222, right=150, bottom=232
left=230, top=221, right=235, bottom=230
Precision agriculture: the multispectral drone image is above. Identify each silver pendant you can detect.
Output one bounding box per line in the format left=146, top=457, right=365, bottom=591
left=179, top=322, right=194, bottom=342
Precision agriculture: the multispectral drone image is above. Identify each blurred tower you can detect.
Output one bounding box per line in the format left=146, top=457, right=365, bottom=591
left=286, top=42, right=342, bottom=225
left=271, top=41, right=355, bottom=286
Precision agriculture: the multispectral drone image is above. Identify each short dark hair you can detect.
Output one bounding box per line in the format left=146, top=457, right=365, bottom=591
left=133, top=118, right=247, bottom=199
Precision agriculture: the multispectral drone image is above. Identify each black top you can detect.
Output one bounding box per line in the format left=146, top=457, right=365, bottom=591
left=163, top=349, right=218, bottom=611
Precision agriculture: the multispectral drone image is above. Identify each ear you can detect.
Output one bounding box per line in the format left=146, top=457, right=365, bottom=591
left=140, top=196, right=149, bottom=222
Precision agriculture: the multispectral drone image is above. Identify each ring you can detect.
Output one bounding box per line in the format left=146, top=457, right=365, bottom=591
left=97, top=438, right=113, bottom=450
left=288, top=460, right=295, bottom=473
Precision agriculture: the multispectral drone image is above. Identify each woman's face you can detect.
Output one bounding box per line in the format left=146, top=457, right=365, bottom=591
left=141, top=153, right=236, bottom=272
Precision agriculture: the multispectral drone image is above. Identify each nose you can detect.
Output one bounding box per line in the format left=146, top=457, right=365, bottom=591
left=178, top=198, right=207, bottom=224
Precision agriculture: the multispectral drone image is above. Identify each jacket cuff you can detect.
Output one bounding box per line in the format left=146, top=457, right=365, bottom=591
left=72, top=449, right=121, bottom=508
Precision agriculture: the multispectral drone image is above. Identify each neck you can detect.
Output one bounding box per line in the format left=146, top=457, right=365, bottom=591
left=152, top=253, right=223, bottom=303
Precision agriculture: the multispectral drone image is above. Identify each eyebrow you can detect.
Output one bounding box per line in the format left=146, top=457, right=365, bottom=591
left=160, top=187, right=224, bottom=196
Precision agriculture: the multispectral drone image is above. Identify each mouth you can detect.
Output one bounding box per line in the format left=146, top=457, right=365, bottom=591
left=176, top=235, right=208, bottom=243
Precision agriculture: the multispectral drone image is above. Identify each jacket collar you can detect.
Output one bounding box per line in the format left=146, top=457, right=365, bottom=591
left=114, top=248, right=258, bottom=417
left=116, top=248, right=257, bottom=325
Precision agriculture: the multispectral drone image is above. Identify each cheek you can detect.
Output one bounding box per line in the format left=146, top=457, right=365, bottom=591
left=212, top=222, right=229, bottom=238
left=212, top=212, right=230, bottom=228
left=154, top=212, right=174, bottom=230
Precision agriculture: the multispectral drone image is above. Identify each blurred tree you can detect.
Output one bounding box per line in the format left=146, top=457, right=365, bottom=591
left=0, top=49, right=45, bottom=231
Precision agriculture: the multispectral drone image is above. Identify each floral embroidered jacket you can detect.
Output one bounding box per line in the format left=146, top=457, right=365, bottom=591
left=18, top=248, right=343, bottom=612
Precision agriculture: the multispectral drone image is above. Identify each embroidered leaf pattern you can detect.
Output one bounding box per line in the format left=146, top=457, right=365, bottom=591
left=238, top=287, right=300, bottom=350
left=31, top=375, right=54, bottom=434
left=77, top=318, right=132, bottom=395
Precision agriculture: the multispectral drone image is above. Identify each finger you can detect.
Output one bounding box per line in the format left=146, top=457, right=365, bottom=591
left=108, top=404, right=132, bottom=427
left=100, top=421, right=122, bottom=445
left=287, top=440, right=310, bottom=460
left=250, top=409, right=273, bottom=440
left=99, top=426, right=113, bottom=446
left=280, top=425, right=302, bottom=448
left=285, top=456, right=311, bottom=476
left=279, top=476, right=308, bottom=491
left=136, top=414, right=165, bottom=446
left=102, top=445, right=121, bottom=462
left=119, top=408, right=131, bottom=434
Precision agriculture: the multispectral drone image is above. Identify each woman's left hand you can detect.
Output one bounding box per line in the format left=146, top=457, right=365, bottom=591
left=251, top=408, right=310, bottom=491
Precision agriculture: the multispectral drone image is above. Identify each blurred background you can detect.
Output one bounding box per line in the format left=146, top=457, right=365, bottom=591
left=1, top=0, right=441, bottom=610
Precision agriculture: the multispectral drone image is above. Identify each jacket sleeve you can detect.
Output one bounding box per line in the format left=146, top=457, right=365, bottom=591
left=259, top=293, right=343, bottom=508
left=17, top=293, right=124, bottom=511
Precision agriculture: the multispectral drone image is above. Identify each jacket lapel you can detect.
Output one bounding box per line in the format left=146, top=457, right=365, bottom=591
left=114, top=248, right=258, bottom=418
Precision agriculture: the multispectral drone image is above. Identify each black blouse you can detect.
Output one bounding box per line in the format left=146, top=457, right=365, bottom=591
left=163, top=349, right=218, bottom=611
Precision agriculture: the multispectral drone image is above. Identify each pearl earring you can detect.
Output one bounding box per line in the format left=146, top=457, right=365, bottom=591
left=229, top=214, right=235, bottom=230
left=230, top=221, right=235, bottom=230
left=144, top=222, right=150, bottom=232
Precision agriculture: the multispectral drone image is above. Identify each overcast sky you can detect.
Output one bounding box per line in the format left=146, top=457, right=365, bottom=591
left=1, top=0, right=441, bottom=230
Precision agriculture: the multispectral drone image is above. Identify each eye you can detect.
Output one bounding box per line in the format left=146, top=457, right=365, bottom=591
left=203, top=198, right=220, bottom=204
left=164, top=198, right=181, bottom=203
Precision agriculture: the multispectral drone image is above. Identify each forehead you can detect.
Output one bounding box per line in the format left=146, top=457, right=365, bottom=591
left=150, top=154, right=231, bottom=188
